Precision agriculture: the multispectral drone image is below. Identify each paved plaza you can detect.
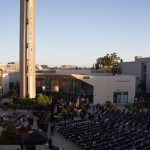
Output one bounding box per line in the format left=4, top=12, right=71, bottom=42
left=0, top=100, right=81, bottom=150
left=0, top=131, right=81, bottom=150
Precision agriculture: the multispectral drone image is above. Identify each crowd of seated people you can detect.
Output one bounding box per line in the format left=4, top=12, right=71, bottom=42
left=56, top=108, right=150, bottom=150
left=0, top=111, right=27, bottom=126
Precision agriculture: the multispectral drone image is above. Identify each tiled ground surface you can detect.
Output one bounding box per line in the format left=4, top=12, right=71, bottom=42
left=0, top=99, right=81, bottom=150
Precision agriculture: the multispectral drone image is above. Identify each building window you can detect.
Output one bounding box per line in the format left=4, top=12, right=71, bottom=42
left=113, top=92, right=128, bottom=103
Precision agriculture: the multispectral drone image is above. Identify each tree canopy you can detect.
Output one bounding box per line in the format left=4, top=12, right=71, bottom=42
left=95, top=53, right=122, bottom=74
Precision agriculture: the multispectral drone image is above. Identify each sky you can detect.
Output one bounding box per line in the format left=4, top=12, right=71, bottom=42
left=0, top=0, right=150, bottom=67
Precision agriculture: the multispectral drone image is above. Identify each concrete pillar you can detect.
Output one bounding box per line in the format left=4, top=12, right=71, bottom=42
left=20, top=0, right=36, bottom=98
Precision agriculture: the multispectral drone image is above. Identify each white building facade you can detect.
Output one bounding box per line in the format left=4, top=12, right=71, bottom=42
left=73, top=74, right=135, bottom=104
left=2, top=73, right=9, bottom=95
left=2, top=68, right=136, bottom=104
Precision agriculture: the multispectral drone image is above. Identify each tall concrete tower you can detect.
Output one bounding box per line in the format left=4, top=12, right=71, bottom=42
left=20, top=0, right=36, bottom=98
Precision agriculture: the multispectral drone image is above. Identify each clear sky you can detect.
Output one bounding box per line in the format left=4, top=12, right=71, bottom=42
left=0, top=0, right=150, bottom=67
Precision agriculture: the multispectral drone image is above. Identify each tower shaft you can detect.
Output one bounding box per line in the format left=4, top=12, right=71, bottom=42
left=20, top=0, right=36, bottom=98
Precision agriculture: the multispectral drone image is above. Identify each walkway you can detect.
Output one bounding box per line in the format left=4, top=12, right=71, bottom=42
left=0, top=108, right=81, bottom=150
left=0, top=131, right=81, bottom=150
left=52, top=131, right=81, bottom=150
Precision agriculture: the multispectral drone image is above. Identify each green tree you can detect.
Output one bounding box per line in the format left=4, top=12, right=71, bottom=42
left=96, top=53, right=122, bottom=74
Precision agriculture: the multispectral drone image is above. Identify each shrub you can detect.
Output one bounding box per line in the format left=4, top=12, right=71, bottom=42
left=37, top=94, right=52, bottom=105
left=104, top=101, right=119, bottom=111
left=124, top=103, right=138, bottom=111
left=12, top=97, right=36, bottom=110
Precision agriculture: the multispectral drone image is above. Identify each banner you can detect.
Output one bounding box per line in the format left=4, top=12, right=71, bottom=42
left=60, top=78, right=67, bottom=93
left=73, top=79, right=78, bottom=95
left=51, top=79, right=59, bottom=92
left=68, top=78, right=73, bottom=92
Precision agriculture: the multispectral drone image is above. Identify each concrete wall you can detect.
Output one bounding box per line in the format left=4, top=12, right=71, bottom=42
left=56, top=69, right=112, bottom=76
left=9, top=72, right=19, bottom=83
left=146, top=62, right=150, bottom=93
left=120, top=58, right=150, bottom=94
left=120, top=62, right=142, bottom=87
left=72, top=74, right=135, bottom=104
left=2, top=74, right=9, bottom=95
left=0, top=69, right=2, bottom=86
left=0, top=63, right=19, bottom=73
left=0, top=69, right=2, bottom=96
left=136, top=57, right=150, bottom=62
left=20, top=0, right=36, bottom=98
